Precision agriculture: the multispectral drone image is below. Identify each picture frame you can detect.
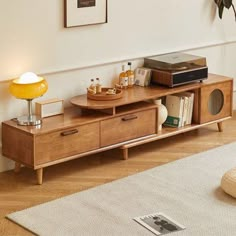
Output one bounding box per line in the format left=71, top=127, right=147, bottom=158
left=64, top=0, right=107, bottom=28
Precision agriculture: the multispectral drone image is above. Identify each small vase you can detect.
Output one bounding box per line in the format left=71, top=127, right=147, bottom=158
left=153, top=99, right=168, bottom=131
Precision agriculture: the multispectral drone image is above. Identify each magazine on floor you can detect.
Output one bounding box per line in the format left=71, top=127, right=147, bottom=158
left=133, top=212, right=186, bottom=235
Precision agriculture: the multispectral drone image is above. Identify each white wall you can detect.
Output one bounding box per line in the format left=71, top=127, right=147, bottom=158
left=1, top=0, right=236, bottom=81
left=0, top=1, right=236, bottom=172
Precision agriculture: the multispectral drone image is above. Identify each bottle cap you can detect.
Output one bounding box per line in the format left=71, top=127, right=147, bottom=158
left=128, top=62, right=132, bottom=66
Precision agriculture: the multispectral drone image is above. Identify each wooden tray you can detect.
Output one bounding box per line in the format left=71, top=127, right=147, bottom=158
left=87, top=88, right=123, bottom=101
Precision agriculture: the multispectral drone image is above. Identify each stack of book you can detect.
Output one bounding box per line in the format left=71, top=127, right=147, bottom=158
left=164, top=92, right=194, bottom=128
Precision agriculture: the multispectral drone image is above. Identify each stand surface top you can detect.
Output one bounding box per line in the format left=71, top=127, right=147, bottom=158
left=70, top=74, right=231, bottom=110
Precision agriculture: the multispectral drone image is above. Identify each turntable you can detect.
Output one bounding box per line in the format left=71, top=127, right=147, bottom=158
left=144, top=52, right=208, bottom=87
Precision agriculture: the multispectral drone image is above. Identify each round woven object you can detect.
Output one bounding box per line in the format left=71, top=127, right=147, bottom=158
left=221, top=167, right=236, bottom=198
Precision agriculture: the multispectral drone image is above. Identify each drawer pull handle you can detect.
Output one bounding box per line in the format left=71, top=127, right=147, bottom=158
left=122, top=115, right=138, bottom=121
left=61, top=129, right=79, bottom=136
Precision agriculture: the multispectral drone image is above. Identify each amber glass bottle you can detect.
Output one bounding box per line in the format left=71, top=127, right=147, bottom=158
left=127, top=62, right=135, bottom=88
left=119, top=65, right=128, bottom=89
left=88, top=79, right=96, bottom=94
left=95, top=78, right=102, bottom=94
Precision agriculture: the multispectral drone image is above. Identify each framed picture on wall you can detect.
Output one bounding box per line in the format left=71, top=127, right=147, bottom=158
left=64, top=0, right=107, bottom=27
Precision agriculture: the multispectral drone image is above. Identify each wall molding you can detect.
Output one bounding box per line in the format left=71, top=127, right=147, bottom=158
left=1, top=39, right=236, bottom=85
left=40, top=39, right=236, bottom=75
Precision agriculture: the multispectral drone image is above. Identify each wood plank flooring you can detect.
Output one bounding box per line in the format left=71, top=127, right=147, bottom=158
left=1, top=112, right=236, bottom=235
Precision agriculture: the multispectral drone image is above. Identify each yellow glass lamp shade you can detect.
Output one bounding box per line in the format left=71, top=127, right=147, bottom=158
left=9, top=72, right=48, bottom=126
left=9, top=72, right=48, bottom=99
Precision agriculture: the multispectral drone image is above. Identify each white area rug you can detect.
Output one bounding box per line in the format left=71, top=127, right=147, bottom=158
left=7, top=142, right=236, bottom=236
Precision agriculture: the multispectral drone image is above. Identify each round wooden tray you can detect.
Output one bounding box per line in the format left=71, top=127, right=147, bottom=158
left=87, top=88, right=123, bottom=101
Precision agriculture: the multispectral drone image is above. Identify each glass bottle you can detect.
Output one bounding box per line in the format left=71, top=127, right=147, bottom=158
left=119, top=65, right=128, bottom=89
left=89, top=79, right=96, bottom=94
left=96, top=78, right=102, bottom=94
left=127, top=62, right=135, bottom=88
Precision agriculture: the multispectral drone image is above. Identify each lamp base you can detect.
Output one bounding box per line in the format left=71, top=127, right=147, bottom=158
left=17, top=115, right=42, bottom=126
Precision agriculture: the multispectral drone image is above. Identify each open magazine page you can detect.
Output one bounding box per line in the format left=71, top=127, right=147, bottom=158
left=133, top=212, right=185, bottom=235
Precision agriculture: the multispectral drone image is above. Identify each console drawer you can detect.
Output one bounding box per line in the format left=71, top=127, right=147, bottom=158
left=35, top=122, right=99, bottom=165
left=100, top=109, right=156, bottom=147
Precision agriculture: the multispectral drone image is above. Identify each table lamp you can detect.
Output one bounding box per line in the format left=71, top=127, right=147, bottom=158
left=9, top=72, right=48, bottom=126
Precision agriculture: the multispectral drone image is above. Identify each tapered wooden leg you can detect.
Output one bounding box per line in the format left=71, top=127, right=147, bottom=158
left=122, top=148, right=128, bottom=160
left=217, top=122, right=223, bottom=132
left=36, top=168, right=43, bottom=185
left=14, top=162, right=21, bottom=173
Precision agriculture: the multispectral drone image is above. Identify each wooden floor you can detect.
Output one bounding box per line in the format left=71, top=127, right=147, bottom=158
left=1, top=112, right=236, bottom=235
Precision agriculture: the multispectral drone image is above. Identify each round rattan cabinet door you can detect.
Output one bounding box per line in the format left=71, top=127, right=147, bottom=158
left=208, top=89, right=224, bottom=115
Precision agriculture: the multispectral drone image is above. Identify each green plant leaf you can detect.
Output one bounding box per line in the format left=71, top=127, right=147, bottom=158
left=219, top=2, right=225, bottom=18
left=223, top=0, right=232, bottom=8
left=215, top=0, right=223, bottom=7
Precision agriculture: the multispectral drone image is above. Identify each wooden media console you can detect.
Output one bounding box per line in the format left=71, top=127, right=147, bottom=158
left=2, top=74, right=233, bottom=184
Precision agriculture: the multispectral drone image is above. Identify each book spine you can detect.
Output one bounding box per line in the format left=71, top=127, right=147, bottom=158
left=182, top=97, right=189, bottom=127
left=187, top=93, right=194, bottom=125
left=178, top=97, right=184, bottom=127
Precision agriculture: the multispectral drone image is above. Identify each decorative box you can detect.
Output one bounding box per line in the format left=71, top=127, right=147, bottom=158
left=35, top=98, right=64, bottom=118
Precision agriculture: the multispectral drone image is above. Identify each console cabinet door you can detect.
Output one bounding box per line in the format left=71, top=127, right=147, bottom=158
left=35, top=122, right=99, bottom=165
left=199, top=81, right=233, bottom=123
left=100, top=109, right=156, bottom=147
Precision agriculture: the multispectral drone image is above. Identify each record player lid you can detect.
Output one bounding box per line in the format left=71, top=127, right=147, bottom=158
left=144, top=53, right=207, bottom=71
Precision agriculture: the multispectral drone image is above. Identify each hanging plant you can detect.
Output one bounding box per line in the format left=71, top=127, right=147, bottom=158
left=214, top=0, right=236, bottom=21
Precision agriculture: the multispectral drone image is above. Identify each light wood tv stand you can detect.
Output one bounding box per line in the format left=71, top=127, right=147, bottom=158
left=1, top=74, right=233, bottom=184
